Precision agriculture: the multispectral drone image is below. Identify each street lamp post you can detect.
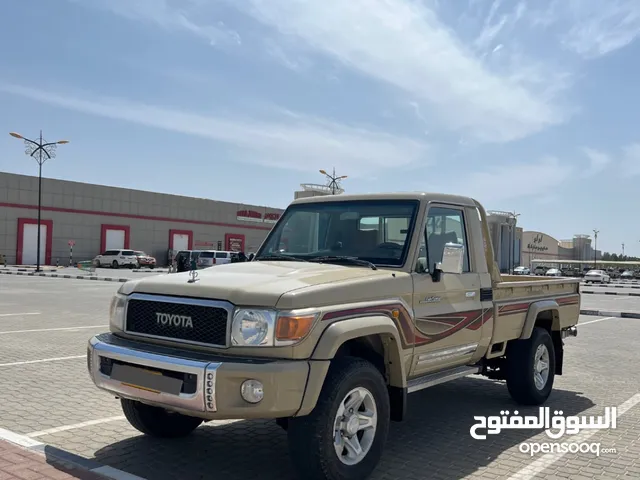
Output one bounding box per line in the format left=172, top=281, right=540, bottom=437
left=593, top=229, right=599, bottom=269
left=319, top=167, right=347, bottom=195
left=622, top=243, right=625, bottom=257
left=9, top=131, right=69, bottom=272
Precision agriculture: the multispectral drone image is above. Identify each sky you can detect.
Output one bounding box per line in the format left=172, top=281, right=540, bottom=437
left=1, top=0, right=640, bottom=256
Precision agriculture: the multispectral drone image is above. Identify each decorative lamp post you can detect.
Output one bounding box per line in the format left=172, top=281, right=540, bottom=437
left=319, top=168, right=347, bottom=195
left=9, top=131, right=69, bottom=272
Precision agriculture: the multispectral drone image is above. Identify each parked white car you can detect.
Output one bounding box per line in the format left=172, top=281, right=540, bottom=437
left=620, top=270, right=635, bottom=280
left=93, top=249, right=139, bottom=269
left=545, top=268, right=562, bottom=277
left=584, top=269, right=611, bottom=283
left=513, top=266, right=530, bottom=275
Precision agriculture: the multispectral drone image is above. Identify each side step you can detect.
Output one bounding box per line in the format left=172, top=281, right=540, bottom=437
left=407, top=365, right=481, bottom=393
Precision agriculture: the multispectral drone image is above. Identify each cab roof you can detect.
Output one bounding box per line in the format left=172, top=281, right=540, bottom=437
left=290, top=191, right=479, bottom=208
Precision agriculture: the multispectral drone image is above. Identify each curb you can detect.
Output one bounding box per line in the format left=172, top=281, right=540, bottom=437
left=0, top=268, right=62, bottom=273
left=579, top=309, right=640, bottom=319
left=582, top=290, right=640, bottom=297
left=0, top=428, right=144, bottom=480
left=580, top=283, right=640, bottom=289
left=0, top=270, right=130, bottom=283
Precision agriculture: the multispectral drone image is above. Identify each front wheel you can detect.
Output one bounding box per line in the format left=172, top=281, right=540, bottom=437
left=121, top=399, right=203, bottom=438
left=505, top=327, right=555, bottom=405
left=287, top=357, right=390, bottom=480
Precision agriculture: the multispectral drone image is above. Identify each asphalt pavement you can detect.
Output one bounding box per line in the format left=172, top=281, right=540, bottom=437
left=0, top=275, right=639, bottom=480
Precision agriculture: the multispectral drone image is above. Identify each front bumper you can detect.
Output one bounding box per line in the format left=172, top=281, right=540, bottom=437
left=87, top=333, right=313, bottom=420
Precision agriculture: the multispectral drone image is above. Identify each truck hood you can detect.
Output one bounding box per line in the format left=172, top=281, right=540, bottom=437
left=123, top=261, right=397, bottom=307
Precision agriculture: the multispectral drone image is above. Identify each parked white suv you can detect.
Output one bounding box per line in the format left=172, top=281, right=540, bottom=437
left=196, top=250, right=234, bottom=268
left=93, top=249, right=139, bottom=269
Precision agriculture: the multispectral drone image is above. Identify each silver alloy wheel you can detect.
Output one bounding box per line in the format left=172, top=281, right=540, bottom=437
left=333, top=386, right=378, bottom=466
left=533, top=344, right=550, bottom=390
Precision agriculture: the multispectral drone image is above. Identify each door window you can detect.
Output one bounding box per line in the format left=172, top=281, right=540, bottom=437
left=419, top=206, right=470, bottom=273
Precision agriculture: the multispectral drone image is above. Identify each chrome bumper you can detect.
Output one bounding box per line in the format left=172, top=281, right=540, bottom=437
left=561, top=326, right=578, bottom=339
left=87, top=333, right=220, bottom=414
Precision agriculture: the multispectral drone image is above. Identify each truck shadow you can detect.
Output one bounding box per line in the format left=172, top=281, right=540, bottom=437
left=92, top=377, right=596, bottom=480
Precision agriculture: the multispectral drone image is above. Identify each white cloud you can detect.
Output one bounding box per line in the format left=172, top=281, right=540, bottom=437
left=582, top=147, right=613, bottom=177
left=71, top=0, right=241, bottom=47
left=433, top=156, right=574, bottom=204
left=555, top=0, right=640, bottom=58
left=622, top=143, right=640, bottom=175
left=0, top=83, right=428, bottom=174
left=230, top=0, right=567, bottom=144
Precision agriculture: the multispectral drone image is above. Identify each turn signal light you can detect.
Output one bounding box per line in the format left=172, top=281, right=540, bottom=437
left=275, top=314, right=316, bottom=342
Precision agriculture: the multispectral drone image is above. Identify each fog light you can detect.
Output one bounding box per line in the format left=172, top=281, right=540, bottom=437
left=240, top=380, right=264, bottom=404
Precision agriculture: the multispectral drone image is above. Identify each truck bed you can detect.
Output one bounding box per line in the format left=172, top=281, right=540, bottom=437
left=490, top=275, right=581, bottom=344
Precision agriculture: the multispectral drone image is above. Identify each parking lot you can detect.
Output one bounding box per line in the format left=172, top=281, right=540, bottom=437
left=0, top=274, right=639, bottom=479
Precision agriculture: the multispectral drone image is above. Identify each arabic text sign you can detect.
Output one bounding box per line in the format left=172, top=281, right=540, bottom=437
left=470, top=407, right=617, bottom=440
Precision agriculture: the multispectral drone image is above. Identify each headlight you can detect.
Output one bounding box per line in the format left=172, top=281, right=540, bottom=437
left=231, top=309, right=276, bottom=346
left=109, top=293, right=127, bottom=330
left=231, top=308, right=318, bottom=347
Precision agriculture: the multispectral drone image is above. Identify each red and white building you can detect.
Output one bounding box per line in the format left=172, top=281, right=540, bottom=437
left=0, top=172, right=284, bottom=266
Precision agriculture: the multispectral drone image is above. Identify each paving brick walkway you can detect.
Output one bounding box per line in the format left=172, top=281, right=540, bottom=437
left=0, top=440, right=104, bottom=480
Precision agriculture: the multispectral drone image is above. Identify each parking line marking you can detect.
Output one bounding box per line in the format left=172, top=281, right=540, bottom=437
left=0, top=325, right=107, bottom=335
left=0, top=355, right=85, bottom=367
left=508, top=393, right=640, bottom=480
left=28, top=416, right=126, bottom=437
left=579, top=316, right=617, bottom=326
left=0, top=312, right=41, bottom=317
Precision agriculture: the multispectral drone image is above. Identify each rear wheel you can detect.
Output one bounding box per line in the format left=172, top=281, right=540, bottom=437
left=287, top=357, right=390, bottom=480
left=121, top=399, right=203, bottom=438
left=506, top=327, right=555, bottom=405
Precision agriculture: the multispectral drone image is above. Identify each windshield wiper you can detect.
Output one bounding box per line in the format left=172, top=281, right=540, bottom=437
left=308, top=256, right=377, bottom=270
left=254, top=253, right=309, bottom=262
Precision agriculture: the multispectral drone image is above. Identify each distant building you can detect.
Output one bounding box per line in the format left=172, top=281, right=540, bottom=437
left=520, top=231, right=601, bottom=267
left=294, top=183, right=344, bottom=199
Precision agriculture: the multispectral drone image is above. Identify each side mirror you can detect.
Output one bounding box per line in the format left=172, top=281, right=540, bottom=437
left=431, top=243, right=464, bottom=282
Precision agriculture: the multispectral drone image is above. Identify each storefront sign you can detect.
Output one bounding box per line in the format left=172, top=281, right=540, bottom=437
left=263, top=212, right=281, bottom=224
left=527, top=233, right=549, bottom=252
left=225, top=233, right=245, bottom=252
left=236, top=210, right=263, bottom=222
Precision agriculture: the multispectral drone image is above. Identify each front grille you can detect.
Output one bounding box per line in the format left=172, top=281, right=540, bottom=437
left=125, top=298, right=229, bottom=346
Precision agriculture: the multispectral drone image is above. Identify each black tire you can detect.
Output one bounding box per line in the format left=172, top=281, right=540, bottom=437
left=505, top=327, right=556, bottom=405
left=112, top=260, right=119, bottom=269
left=287, top=356, right=390, bottom=480
left=121, top=399, right=203, bottom=438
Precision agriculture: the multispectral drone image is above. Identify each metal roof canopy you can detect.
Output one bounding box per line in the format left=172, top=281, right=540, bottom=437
left=531, top=259, right=640, bottom=265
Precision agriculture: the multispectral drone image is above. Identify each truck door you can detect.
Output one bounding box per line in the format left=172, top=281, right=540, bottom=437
left=410, top=204, right=484, bottom=375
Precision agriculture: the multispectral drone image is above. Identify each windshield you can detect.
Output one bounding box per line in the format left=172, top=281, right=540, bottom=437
left=255, top=199, right=419, bottom=267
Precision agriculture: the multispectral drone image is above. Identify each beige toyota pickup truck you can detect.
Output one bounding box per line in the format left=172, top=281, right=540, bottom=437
left=87, top=192, right=580, bottom=480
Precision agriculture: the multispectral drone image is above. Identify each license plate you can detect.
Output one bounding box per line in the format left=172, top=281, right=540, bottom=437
left=110, top=363, right=183, bottom=395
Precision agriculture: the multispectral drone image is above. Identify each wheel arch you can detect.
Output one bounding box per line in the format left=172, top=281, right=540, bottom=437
left=520, top=301, right=564, bottom=376
left=297, top=316, right=407, bottom=420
